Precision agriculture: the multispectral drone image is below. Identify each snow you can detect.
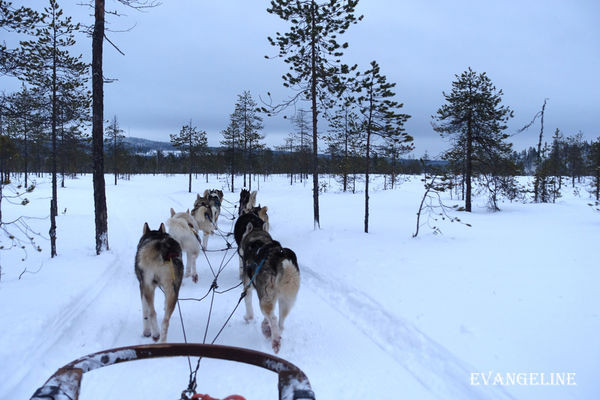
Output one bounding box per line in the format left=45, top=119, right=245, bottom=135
left=1, top=174, right=598, bottom=399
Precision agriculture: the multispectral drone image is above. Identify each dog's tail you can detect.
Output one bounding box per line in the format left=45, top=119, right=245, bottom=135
left=283, top=248, right=298, bottom=267
left=277, top=248, right=300, bottom=298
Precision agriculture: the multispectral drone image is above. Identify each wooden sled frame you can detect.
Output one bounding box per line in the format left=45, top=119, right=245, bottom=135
left=30, top=343, right=316, bottom=400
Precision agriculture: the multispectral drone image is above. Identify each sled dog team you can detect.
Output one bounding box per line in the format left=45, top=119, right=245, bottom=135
left=134, top=189, right=300, bottom=353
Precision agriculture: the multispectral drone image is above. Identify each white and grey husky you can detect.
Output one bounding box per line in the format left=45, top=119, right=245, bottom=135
left=166, top=208, right=201, bottom=283
left=134, top=223, right=183, bottom=343
left=239, top=222, right=300, bottom=353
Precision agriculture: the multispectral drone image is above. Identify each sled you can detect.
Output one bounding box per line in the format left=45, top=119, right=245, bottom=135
left=30, top=343, right=316, bottom=400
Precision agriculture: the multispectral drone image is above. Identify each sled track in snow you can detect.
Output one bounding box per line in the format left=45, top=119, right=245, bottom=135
left=5, top=255, right=122, bottom=396
left=302, top=266, right=515, bottom=400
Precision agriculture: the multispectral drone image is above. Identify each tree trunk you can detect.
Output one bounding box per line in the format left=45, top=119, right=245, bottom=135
left=364, top=125, right=371, bottom=233
left=231, top=144, right=235, bottom=193
left=188, top=153, right=192, bottom=193
left=113, top=135, right=117, bottom=185
left=465, top=117, right=472, bottom=212
left=60, top=118, right=65, bottom=188
left=50, top=21, right=58, bottom=258
left=596, top=168, right=599, bottom=201
left=24, top=124, right=28, bottom=188
left=92, top=0, right=109, bottom=254
left=310, top=1, right=320, bottom=229
left=534, top=99, right=547, bottom=202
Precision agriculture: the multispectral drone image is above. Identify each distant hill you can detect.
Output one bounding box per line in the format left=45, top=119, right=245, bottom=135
left=122, top=136, right=448, bottom=167
left=123, top=137, right=176, bottom=153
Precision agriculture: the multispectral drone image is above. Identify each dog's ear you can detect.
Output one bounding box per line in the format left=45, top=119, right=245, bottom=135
left=259, top=206, right=268, bottom=219
left=186, top=208, right=190, bottom=214
left=143, top=222, right=150, bottom=234
left=217, top=190, right=223, bottom=199
left=159, top=223, right=166, bottom=234
left=196, top=194, right=201, bottom=201
left=262, top=222, right=269, bottom=232
left=250, top=191, right=257, bottom=205
left=203, top=189, right=209, bottom=197
left=245, top=222, right=254, bottom=236
left=170, top=208, right=175, bottom=217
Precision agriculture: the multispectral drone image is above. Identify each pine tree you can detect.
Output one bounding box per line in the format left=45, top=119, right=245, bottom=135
left=170, top=121, right=208, bottom=193
left=324, top=100, right=360, bottom=191
left=518, top=99, right=549, bottom=202
left=57, top=79, right=90, bottom=188
left=589, top=138, right=600, bottom=201
left=220, top=113, right=241, bottom=192
left=565, top=132, right=585, bottom=187
left=380, top=134, right=411, bottom=190
left=4, top=85, right=45, bottom=188
left=355, top=60, right=412, bottom=232
left=433, top=67, right=513, bottom=212
left=547, top=128, right=565, bottom=200
left=232, top=91, right=264, bottom=190
left=266, top=0, right=362, bottom=229
left=19, top=0, right=89, bottom=257
left=290, top=109, right=312, bottom=182
left=105, top=115, right=125, bottom=185
left=0, top=0, right=39, bottom=75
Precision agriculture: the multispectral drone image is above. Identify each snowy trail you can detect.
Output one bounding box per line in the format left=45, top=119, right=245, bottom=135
left=4, top=253, right=121, bottom=397
left=301, top=265, right=516, bottom=400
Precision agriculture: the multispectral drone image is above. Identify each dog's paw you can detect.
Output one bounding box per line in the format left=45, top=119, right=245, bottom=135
left=272, top=337, right=281, bottom=354
left=152, top=334, right=160, bottom=342
left=192, top=274, right=198, bottom=283
left=244, top=314, right=254, bottom=323
left=143, top=330, right=151, bottom=338
left=184, top=271, right=192, bottom=278
left=261, top=319, right=272, bottom=338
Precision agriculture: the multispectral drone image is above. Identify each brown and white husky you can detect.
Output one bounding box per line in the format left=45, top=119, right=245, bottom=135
left=134, top=223, right=183, bottom=343
left=191, top=194, right=215, bottom=250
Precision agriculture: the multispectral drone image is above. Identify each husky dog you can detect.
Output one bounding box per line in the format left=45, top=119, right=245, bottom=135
left=239, top=189, right=257, bottom=216
left=234, top=205, right=270, bottom=278
left=134, top=223, right=183, bottom=343
left=191, top=194, right=215, bottom=250
left=203, top=189, right=224, bottom=226
left=239, top=223, right=300, bottom=353
left=166, top=208, right=201, bottom=283
left=247, top=205, right=269, bottom=231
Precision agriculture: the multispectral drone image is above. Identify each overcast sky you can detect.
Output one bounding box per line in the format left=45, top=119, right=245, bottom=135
left=6, top=0, right=600, bottom=158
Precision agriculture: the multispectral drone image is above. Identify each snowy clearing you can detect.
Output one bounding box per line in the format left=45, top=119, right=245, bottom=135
left=1, top=174, right=598, bottom=400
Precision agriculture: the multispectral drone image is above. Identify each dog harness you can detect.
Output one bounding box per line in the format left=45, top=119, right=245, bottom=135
left=243, top=241, right=284, bottom=288
left=190, top=394, right=245, bottom=400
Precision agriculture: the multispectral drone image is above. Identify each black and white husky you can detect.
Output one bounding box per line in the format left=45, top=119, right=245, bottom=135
left=134, top=223, right=183, bottom=343
left=166, top=208, right=201, bottom=283
left=234, top=205, right=270, bottom=278
left=239, top=223, right=300, bottom=353
left=239, top=189, right=257, bottom=216
left=204, top=189, right=224, bottom=226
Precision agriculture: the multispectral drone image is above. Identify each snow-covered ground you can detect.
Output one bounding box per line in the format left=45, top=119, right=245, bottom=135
left=1, top=173, right=598, bottom=399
